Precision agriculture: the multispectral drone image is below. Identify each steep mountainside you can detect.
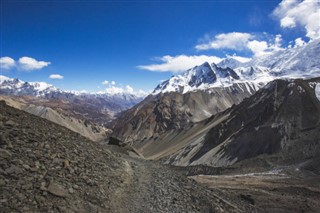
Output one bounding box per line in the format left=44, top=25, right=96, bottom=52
left=0, top=100, right=255, bottom=212
left=157, top=78, right=320, bottom=172
left=0, top=95, right=109, bottom=141
left=111, top=82, right=259, bottom=146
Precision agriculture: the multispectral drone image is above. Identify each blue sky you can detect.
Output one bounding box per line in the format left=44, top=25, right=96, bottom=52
left=1, top=0, right=318, bottom=94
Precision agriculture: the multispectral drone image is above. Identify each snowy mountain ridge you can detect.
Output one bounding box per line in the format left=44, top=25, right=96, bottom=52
left=0, top=75, right=146, bottom=99
left=153, top=38, right=320, bottom=94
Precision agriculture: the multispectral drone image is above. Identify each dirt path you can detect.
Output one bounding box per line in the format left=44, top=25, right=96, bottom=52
left=106, top=146, right=256, bottom=213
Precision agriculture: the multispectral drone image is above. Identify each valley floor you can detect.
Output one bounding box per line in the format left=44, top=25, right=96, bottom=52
left=191, top=172, right=320, bottom=212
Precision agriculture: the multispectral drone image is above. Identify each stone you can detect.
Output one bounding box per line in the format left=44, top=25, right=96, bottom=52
left=5, top=120, right=17, bottom=127
left=0, top=179, right=6, bottom=186
left=68, top=188, right=74, bottom=194
left=0, top=149, right=12, bottom=159
left=0, top=135, right=7, bottom=146
left=64, top=159, right=70, bottom=168
left=22, top=164, right=30, bottom=170
left=5, top=165, right=23, bottom=175
left=35, top=161, right=40, bottom=168
left=47, top=182, right=68, bottom=198
left=40, top=181, right=47, bottom=191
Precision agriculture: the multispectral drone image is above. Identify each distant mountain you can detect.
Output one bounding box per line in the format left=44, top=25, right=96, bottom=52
left=0, top=75, right=59, bottom=96
left=242, top=38, right=320, bottom=77
left=153, top=62, right=245, bottom=94
left=217, top=57, right=244, bottom=69
left=153, top=38, right=320, bottom=95
left=0, top=75, right=144, bottom=126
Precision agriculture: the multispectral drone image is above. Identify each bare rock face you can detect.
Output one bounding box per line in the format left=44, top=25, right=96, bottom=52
left=111, top=82, right=259, bottom=148
left=162, top=78, right=320, bottom=171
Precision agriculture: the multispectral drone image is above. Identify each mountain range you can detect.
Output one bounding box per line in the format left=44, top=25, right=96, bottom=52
left=111, top=39, right=320, bottom=149
left=0, top=75, right=144, bottom=126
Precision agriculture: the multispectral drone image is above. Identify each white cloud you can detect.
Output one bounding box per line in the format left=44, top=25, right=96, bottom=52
left=111, top=81, right=116, bottom=85
left=18, top=57, right=50, bottom=71
left=125, top=85, right=134, bottom=93
left=103, top=85, right=149, bottom=97
left=102, top=80, right=109, bottom=85
left=280, top=16, right=296, bottom=28
left=0, top=57, right=15, bottom=70
left=105, top=86, right=123, bottom=94
left=272, top=0, right=320, bottom=39
left=226, top=54, right=252, bottom=63
left=49, top=74, right=64, bottom=79
left=195, top=32, right=253, bottom=50
left=247, top=40, right=269, bottom=57
left=136, top=89, right=150, bottom=98
left=247, top=34, right=284, bottom=57
left=294, top=37, right=306, bottom=47
left=137, top=55, right=223, bottom=72
left=195, top=32, right=285, bottom=58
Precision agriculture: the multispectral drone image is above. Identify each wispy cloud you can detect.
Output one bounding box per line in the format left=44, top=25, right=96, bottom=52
left=99, top=84, right=149, bottom=97
left=100, top=80, right=149, bottom=97
left=137, top=55, right=223, bottom=72
left=49, top=74, right=64, bottom=79
left=272, top=0, right=320, bottom=40
left=226, top=54, right=252, bottom=63
left=196, top=32, right=284, bottom=57
left=102, top=80, right=109, bottom=85
left=294, top=37, right=306, bottom=47
left=102, top=80, right=116, bottom=85
left=195, top=32, right=253, bottom=51
left=0, top=57, right=15, bottom=70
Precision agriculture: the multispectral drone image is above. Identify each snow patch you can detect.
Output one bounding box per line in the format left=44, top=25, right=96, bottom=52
left=315, top=83, right=320, bottom=101
left=297, top=86, right=305, bottom=93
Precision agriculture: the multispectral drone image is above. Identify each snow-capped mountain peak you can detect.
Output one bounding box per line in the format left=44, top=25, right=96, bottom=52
left=0, top=75, right=148, bottom=102
left=217, top=58, right=243, bottom=69
left=153, top=62, right=242, bottom=94
left=0, top=76, right=59, bottom=96
left=153, top=38, right=320, bottom=95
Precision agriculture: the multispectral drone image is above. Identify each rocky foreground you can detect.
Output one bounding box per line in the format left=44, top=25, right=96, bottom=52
left=0, top=100, right=254, bottom=212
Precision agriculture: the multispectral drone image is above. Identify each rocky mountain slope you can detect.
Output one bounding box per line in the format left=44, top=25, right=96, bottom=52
left=111, top=81, right=259, bottom=146
left=0, top=100, right=255, bottom=212
left=0, top=95, right=109, bottom=141
left=151, top=78, right=320, bottom=172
